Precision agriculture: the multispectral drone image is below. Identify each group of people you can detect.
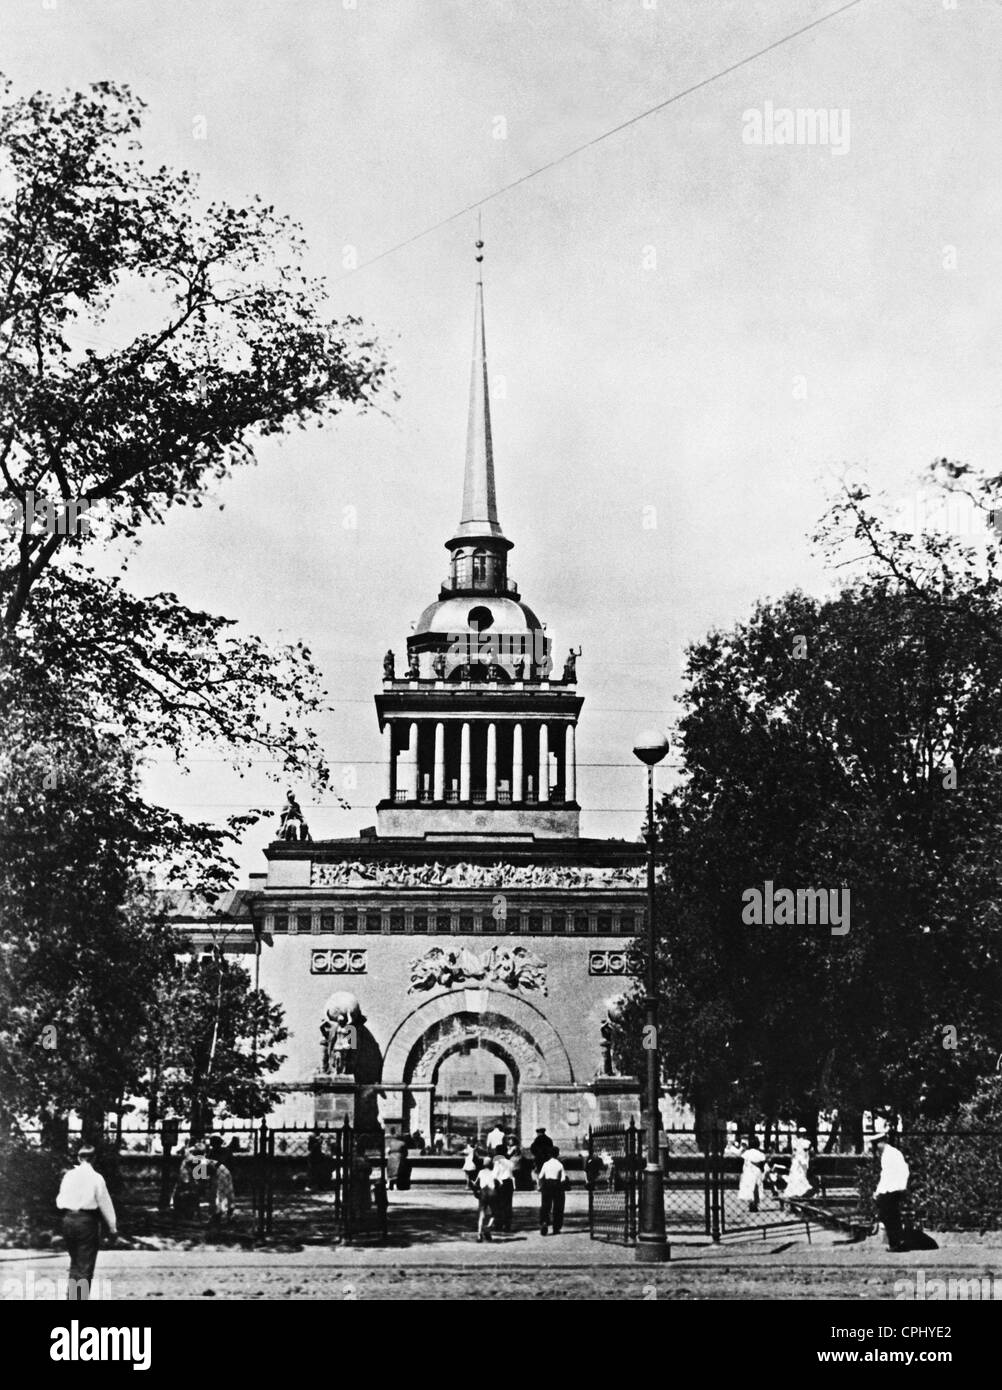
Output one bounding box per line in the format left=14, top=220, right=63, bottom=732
left=736, top=1127, right=817, bottom=1212
left=735, top=1126, right=913, bottom=1251
left=171, top=1135, right=236, bottom=1225
left=465, top=1125, right=569, bottom=1239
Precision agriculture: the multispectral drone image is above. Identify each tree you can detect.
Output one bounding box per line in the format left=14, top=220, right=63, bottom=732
left=0, top=75, right=389, bottom=789
left=142, top=950, right=288, bottom=1135
left=616, top=463, right=1002, bottom=1129
left=0, top=706, right=176, bottom=1136
left=0, top=74, right=387, bottom=1133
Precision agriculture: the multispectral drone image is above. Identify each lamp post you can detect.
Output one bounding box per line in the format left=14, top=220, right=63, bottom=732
left=633, top=729, right=670, bottom=1264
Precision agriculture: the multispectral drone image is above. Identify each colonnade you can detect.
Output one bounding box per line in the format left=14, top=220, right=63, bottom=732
left=382, top=719, right=577, bottom=804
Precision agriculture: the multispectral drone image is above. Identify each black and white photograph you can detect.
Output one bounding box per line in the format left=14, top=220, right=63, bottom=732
left=0, top=0, right=1000, bottom=1352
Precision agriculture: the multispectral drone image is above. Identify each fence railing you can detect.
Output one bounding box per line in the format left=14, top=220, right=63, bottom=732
left=3, top=1119, right=388, bottom=1246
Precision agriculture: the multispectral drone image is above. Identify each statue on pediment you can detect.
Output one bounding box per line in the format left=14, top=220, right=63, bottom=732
left=279, top=789, right=305, bottom=842
left=562, top=645, right=582, bottom=682
left=319, top=991, right=365, bottom=1077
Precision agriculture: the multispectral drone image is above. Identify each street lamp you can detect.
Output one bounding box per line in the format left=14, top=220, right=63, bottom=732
left=632, top=728, right=670, bottom=1264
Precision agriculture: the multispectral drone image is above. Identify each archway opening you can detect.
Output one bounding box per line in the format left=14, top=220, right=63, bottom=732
left=432, top=1038, right=517, bottom=1149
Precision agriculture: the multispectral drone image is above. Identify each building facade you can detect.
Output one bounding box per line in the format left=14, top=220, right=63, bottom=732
left=178, top=266, right=661, bottom=1150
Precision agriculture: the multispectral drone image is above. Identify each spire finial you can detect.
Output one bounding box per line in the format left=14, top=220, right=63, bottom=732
left=446, top=221, right=508, bottom=548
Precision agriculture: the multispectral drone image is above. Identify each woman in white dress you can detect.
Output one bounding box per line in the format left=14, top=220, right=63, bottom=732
left=737, top=1140, right=766, bottom=1212
left=784, top=1128, right=815, bottom=1200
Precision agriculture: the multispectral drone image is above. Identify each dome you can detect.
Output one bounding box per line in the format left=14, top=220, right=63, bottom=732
left=414, top=595, right=543, bottom=637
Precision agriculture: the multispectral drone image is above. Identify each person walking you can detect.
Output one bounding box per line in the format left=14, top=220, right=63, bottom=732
left=462, top=1139, right=480, bottom=1192
left=473, top=1155, right=496, bottom=1241
left=55, top=1144, right=117, bottom=1300
left=491, top=1148, right=515, bottom=1232
left=538, top=1147, right=567, bottom=1236
left=872, top=1133, right=910, bottom=1252
left=386, top=1135, right=409, bottom=1191
left=737, top=1138, right=766, bottom=1213
left=530, top=1127, right=554, bottom=1176
left=784, top=1128, right=815, bottom=1200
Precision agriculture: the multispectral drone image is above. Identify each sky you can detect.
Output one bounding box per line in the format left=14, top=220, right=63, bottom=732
left=2, top=0, right=999, bottom=877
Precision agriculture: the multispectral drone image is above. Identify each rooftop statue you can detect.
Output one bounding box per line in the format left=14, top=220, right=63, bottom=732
left=278, top=789, right=305, bottom=842
left=562, top=645, right=582, bottom=682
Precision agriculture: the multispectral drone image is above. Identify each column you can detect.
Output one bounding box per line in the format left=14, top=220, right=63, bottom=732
left=382, top=721, right=393, bottom=800
left=434, top=722, right=445, bottom=801
left=538, top=722, right=550, bottom=802
left=486, top=722, right=497, bottom=800
left=460, top=721, right=471, bottom=801
left=565, top=722, right=576, bottom=802
left=512, top=722, right=523, bottom=801
left=408, top=721, right=419, bottom=800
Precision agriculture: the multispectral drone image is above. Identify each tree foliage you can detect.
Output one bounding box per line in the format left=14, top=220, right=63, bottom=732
left=617, top=463, right=1002, bottom=1125
left=142, top=951, right=287, bottom=1134
left=0, top=75, right=386, bottom=1128
left=0, top=75, right=389, bottom=791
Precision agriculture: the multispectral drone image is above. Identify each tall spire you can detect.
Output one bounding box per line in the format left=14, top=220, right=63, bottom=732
left=450, top=223, right=508, bottom=544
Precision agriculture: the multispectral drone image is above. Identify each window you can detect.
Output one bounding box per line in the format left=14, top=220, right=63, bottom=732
left=597, top=913, right=612, bottom=935
left=342, top=911, right=358, bottom=933
left=550, top=914, right=566, bottom=935
left=320, top=913, right=335, bottom=934
left=481, top=913, right=496, bottom=934
left=412, top=912, right=428, bottom=934
left=390, top=913, right=405, bottom=934
left=435, top=914, right=451, bottom=934
left=274, top=915, right=288, bottom=934
left=573, top=913, right=589, bottom=934
left=459, top=914, right=474, bottom=934
left=528, top=913, right=543, bottom=934
left=472, top=550, right=488, bottom=587
left=619, top=912, right=636, bottom=935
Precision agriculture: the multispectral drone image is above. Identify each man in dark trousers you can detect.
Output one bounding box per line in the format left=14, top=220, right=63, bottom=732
left=872, top=1132, right=910, bottom=1252
left=538, top=1148, right=567, bottom=1236
left=530, top=1127, right=554, bottom=1175
left=55, top=1144, right=117, bottom=1299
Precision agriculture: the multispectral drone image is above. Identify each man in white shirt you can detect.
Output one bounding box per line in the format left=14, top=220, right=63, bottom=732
left=491, top=1149, right=515, bottom=1232
left=538, top=1148, right=567, bottom=1236
left=486, top=1124, right=506, bottom=1153
left=55, top=1145, right=117, bottom=1299
left=871, top=1133, right=910, bottom=1252
left=473, top=1156, right=496, bottom=1241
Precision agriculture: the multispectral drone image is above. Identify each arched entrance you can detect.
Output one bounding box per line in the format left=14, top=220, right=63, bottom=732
left=428, top=1029, right=519, bottom=1146
left=381, top=988, right=574, bottom=1151
left=407, top=1010, right=544, bottom=1148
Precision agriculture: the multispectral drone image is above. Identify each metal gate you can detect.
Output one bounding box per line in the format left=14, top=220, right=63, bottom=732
left=587, top=1124, right=815, bottom=1243
left=586, top=1120, right=641, bottom=1243
left=256, top=1119, right=388, bottom=1242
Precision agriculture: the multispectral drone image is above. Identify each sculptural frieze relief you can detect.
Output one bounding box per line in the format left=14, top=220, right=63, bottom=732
left=311, top=859, right=648, bottom=889
left=408, top=944, right=548, bottom=995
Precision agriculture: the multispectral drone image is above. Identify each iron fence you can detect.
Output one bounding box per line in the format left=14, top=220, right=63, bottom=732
left=587, top=1124, right=867, bottom=1243
left=4, top=1120, right=387, bottom=1246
